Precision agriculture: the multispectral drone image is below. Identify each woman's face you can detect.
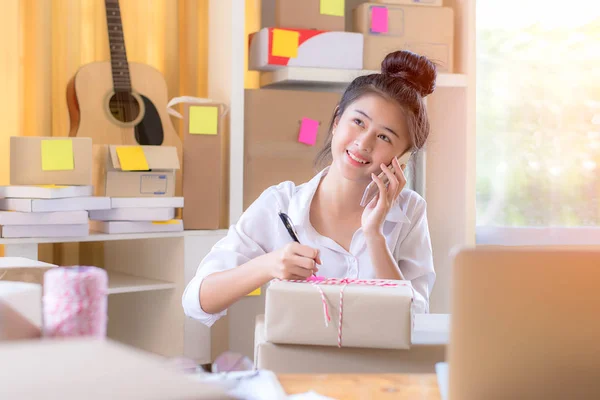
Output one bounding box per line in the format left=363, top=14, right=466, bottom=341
left=330, top=92, right=411, bottom=184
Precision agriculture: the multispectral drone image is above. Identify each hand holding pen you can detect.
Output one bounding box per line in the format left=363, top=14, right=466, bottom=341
left=265, top=211, right=320, bottom=280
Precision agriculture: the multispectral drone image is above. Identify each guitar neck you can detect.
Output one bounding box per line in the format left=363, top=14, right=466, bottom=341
left=104, top=0, right=131, bottom=92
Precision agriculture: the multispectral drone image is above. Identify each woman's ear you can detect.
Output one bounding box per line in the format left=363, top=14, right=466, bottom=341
left=331, top=106, right=340, bottom=135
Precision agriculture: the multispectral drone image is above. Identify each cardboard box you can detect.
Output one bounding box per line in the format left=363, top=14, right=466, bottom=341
left=244, top=89, right=340, bottom=209
left=0, top=197, right=110, bottom=213
left=0, top=185, right=93, bottom=199
left=0, top=279, right=43, bottom=341
left=275, top=0, right=345, bottom=31
left=10, top=136, right=93, bottom=186
left=0, top=210, right=88, bottom=225
left=0, top=257, right=57, bottom=287
left=0, top=339, right=231, bottom=399
left=89, top=207, right=175, bottom=222
left=373, top=0, right=443, bottom=6
left=110, top=197, right=184, bottom=208
left=264, top=279, right=414, bottom=349
left=255, top=315, right=446, bottom=373
left=248, top=28, right=363, bottom=71
left=0, top=281, right=43, bottom=333
left=353, top=3, right=454, bottom=72
left=0, top=224, right=90, bottom=238
left=93, top=145, right=180, bottom=198
left=181, top=102, right=228, bottom=230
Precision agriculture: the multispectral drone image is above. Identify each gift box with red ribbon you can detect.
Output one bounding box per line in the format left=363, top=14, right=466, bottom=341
left=264, top=277, right=414, bottom=350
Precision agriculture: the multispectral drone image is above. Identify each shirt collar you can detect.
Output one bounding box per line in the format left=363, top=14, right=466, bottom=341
left=287, top=167, right=411, bottom=228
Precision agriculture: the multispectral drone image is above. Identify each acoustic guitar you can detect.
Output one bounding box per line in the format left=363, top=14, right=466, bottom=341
left=66, top=0, right=182, bottom=192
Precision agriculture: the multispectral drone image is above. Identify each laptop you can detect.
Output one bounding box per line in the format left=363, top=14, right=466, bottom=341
left=445, top=246, right=600, bottom=400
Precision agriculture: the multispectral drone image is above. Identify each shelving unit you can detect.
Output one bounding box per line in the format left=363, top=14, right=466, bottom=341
left=0, top=229, right=228, bottom=363
left=106, top=271, right=176, bottom=295
left=259, top=67, right=468, bottom=90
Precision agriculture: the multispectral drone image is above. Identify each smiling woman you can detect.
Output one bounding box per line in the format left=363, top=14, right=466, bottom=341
left=183, top=50, right=439, bottom=328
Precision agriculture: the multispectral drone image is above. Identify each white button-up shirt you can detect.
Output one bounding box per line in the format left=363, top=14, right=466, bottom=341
left=182, top=167, right=436, bottom=327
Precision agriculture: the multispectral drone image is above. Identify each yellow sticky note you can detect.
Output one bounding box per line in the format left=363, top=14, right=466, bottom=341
left=320, top=0, right=344, bottom=17
left=189, top=106, right=218, bottom=135
left=41, top=140, right=74, bottom=171
left=152, top=220, right=180, bottom=225
left=247, top=288, right=261, bottom=296
left=116, top=146, right=149, bottom=171
left=36, top=184, right=67, bottom=188
left=272, top=29, right=299, bottom=58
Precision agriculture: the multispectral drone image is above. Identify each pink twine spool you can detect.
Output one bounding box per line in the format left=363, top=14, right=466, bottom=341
left=42, top=266, right=108, bottom=338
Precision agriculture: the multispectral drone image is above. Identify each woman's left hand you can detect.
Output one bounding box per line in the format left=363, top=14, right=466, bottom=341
left=361, top=157, right=407, bottom=236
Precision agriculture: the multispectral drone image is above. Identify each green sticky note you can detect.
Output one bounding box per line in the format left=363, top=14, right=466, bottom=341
left=116, top=146, right=149, bottom=171
left=41, top=139, right=74, bottom=171
left=272, top=29, right=300, bottom=58
left=189, top=106, right=218, bottom=135
left=320, top=0, right=344, bottom=17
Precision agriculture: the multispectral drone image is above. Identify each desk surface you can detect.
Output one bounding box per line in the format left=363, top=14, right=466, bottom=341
left=278, top=373, right=441, bottom=400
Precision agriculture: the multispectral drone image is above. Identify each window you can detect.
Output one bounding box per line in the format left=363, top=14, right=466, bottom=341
left=476, top=0, right=600, bottom=245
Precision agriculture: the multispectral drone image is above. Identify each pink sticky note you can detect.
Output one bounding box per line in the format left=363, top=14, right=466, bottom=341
left=371, top=7, right=388, bottom=33
left=298, top=117, right=319, bottom=146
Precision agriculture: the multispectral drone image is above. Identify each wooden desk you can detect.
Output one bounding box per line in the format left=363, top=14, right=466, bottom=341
left=278, top=373, right=441, bottom=400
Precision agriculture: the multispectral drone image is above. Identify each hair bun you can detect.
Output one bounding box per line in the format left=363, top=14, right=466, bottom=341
left=381, top=50, right=437, bottom=97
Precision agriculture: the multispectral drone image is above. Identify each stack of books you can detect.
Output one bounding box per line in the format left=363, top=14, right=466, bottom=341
left=88, top=197, right=184, bottom=234
left=0, top=185, right=111, bottom=238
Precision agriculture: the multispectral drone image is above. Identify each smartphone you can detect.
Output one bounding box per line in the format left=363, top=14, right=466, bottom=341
left=360, top=152, right=412, bottom=207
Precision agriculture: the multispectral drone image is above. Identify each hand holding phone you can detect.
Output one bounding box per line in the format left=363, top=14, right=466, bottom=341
left=360, top=152, right=411, bottom=207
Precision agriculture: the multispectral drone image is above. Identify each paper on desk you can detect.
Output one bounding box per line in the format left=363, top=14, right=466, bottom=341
left=287, top=391, right=336, bottom=400
left=193, top=370, right=337, bottom=400
left=193, top=370, right=287, bottom=400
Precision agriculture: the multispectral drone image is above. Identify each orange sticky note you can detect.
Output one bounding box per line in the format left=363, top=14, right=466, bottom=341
left=189, top=106, right=218, bottom=135
left=320, top=0, right=345, bottom=17
left=247, top=288, right=261, bottom=296
left=41, top=140, right=74, bottom=171
left=116, top=146, right=149, bottom=171
left=272, top=29, right=299, bottom=58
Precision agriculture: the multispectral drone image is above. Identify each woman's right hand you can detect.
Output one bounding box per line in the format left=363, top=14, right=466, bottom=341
left=265, top=242, right=322, bottom=280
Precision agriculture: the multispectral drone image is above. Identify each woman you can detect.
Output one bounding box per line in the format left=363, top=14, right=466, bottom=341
left=183, top=50, right=437, bottom=327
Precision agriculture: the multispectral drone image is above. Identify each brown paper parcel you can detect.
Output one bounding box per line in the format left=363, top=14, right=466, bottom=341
left=264, top=279, right=414, bottom=349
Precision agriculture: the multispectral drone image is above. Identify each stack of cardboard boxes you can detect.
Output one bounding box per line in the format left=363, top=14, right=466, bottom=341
left=0, top=137, right=110, bottom=238
left=248, top=0, right=454, bottom=73
left=243, top=0, right=454, bottom=210
left=89, top=145, right=184, bottom=234
left=249, top=0, right=363, bottom=71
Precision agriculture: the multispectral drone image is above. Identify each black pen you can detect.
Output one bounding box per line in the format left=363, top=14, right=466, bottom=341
left=278, top=211, right=300, bottom=243
left=278, top=210, right=319, bottom=274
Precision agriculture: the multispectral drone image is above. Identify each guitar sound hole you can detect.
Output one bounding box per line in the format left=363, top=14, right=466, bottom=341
left=108, top=91, right=141, bottom=123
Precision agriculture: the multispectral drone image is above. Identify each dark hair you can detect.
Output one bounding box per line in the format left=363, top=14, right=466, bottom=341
left=314, top=50, right=437, bottom=169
